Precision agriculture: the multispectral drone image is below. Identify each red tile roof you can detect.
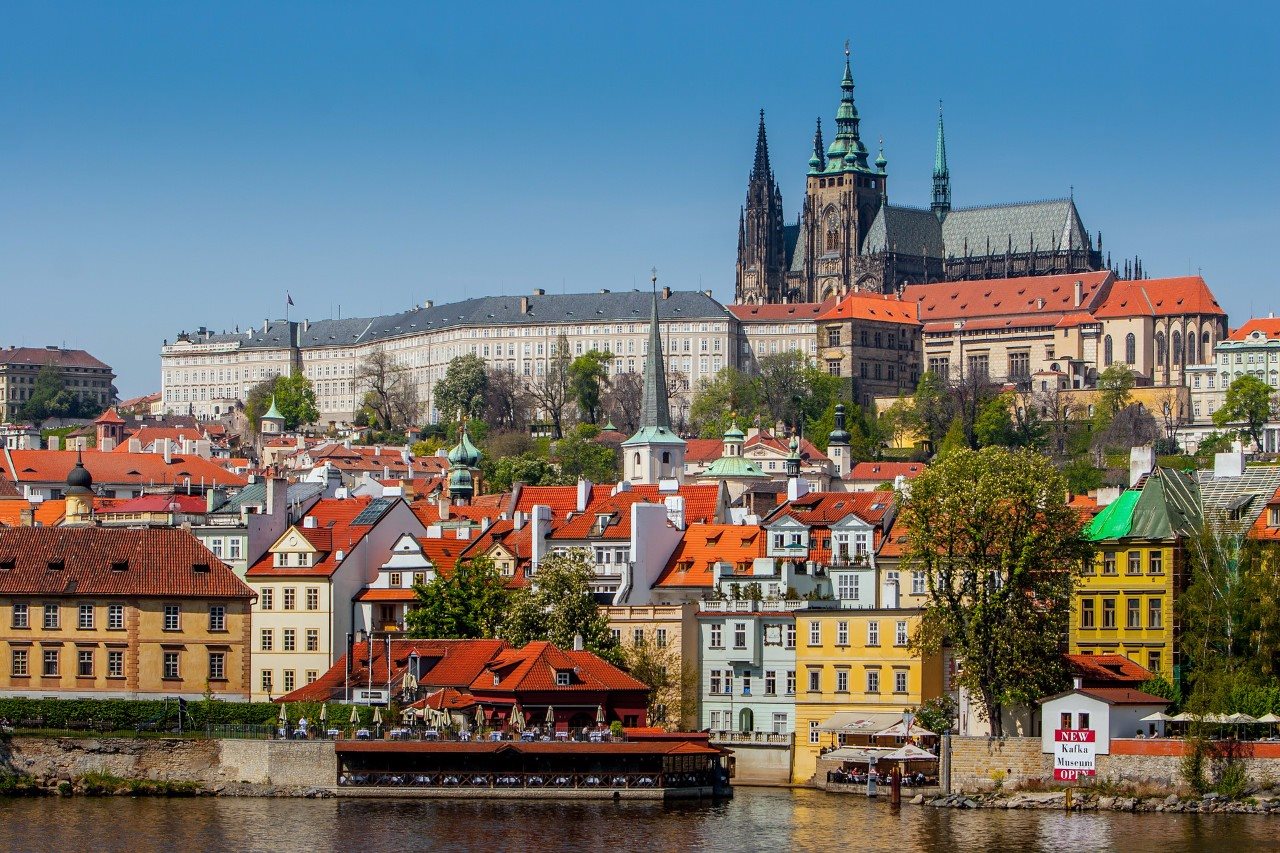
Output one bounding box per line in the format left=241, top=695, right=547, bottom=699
left=771, top=490, right=894, bottom=526
left=2, top=449, right=246, bottom=488
left=94, top=407, right=125, bottom=425
left=685, top=439, right=725, bottom=464
left=0, top=499, right=66, bottom=527
left=512, top=484, right=609, bottom=516
left=0, top=527, right=252, bottom=598
left=654, top=523, right=765, bottom=588
left=354, top=587, right=420, bottom=602
left=816, top=292, right=920, bottom=325
left=245, top=496, right=389, bottom=577
left=727, top=300, right=835, bottom=321
left=903, top=271, right=1113, bottom=323
left=277, top=638, right=507, bottom=702
left=550, top=484, right=722, bottom=542
left=846, top=462, right=925, bottom=482
left=96, top=493, right=210, bottom=515
left=1093, top=276, right=1224, bottom=319
left=1077, top=687, right=1170, bottom=706
left=0, top=477, right=20, bottom=500
left=744, top=431, right=830, bottom=464
left=0, top=347, right=110, bottom=369
left=1228, top=317, right=1280, bottom=342
left=473, top=641, right=647, bottom=693
left=1248, top=487, right=1280, bottom=542
left=1065, top=653, right=1153, bottom=686
left=112, top=426, right=212, bottom=451
left=413, top=531, right=478, bottom=573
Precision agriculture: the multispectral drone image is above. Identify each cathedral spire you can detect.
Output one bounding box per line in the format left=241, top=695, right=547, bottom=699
left=827, top=41, right=869, bottom=172
left=640, top=271, right=671, bottom=430
left=808, top=117, right=825, bottom=174
left=931, top=100, right=951, bottom=220
left=752, top=109, right=771, bottom=180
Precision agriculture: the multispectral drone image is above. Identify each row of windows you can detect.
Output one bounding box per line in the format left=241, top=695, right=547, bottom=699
left=708, top=669, right=796, bottom=696
left=11, top=603, right=225, bottom=632
left=259, top=627, right=321, bottom=652
left=808, top=619, right=910, bottom=647
left=1089, top=551, right=1164, bottom=576
left=260, top=668, right=319, bottom=694
left=708, top=710, right=790, bottom=734
left=11, top=647, right=223, bottom=680
left=801, top=667, right=910, bottom=704
left=258, top=588, right=321, bottom=611
left=1079, top=596, right=1164, bottom=630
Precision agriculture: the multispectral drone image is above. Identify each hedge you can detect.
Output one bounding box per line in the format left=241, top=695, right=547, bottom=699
left=0, top=698, right=380, bottom=732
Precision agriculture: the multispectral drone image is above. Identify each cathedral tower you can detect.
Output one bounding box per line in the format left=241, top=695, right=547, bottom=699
left=735, top=111, right=789, bottom=304
left=798, top=43, right=888, bottom=302
left=931, top=102, right=951, bottom=219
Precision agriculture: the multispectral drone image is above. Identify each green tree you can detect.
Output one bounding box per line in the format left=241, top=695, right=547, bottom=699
left=1213, top=375, right=1275, bottom=450
left=502, top=551, right=620, bottom=663
left=903, top=447, right=1091, bottom=735
left=688, top=366, right=765, bottom=438
left=1096, top=364, right=1136, bottom=422
left=936, top=416, right=968, bottom=458
left=274, top=372, right=319, bottom=429
left=484, top=453, right=565, bottom=493
left=974, top=393, right=1017, bottom=448
left=620, top=634, right=700, bottom=730
left=906, top=371, right=955, bottom=449
left=434, top=354, right=488, bottom=422
left=553, top=423, right=619, bottom=483
left=18, top=363, right=94, bottom=421
left=404, top=556, right=511, bottom=639
left=568, top=350, right=613, bottom=424
left=1062, top=457, right=1104, bottom=494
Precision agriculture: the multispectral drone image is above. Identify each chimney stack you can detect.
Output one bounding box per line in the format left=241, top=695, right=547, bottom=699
left=1073, top=279, right=1083, bottom=308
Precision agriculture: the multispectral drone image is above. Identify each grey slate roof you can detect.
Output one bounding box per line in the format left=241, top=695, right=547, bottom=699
left=862, top=205, right=944, bottom=257
left=212, top=480, right=324, bottom=516
left=1195, top=466, right=1280, bottom=528
left=941, top=199, right=1089, bottom=257
left=182, top=291, right=733, bottom=351
left=783, top=223, right=802, bottom=272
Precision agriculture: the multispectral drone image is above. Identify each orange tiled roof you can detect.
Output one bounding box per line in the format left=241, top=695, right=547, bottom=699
left=903, top=271, right=1113, bottom=323
left=1093, top=276, right=1224, bottom=319
left=278, top=639, right=507, bottom=702
left=245, top=496, right=386, bottom=577
left=744, top=431, right=830, bottom=464
left=354, top=587, right=419, bottom=602
left=512, top=484, right=610, bottom=516
left=94, top=407, right=125, bottom=425
left=1065, top=653, right=1153, bottom=686
left=727, top=300, right=835, bottom=321
left=816, top=292, right=920, bottom=325
left=654, top=523, right=765, bottom=588
left=0, top=499, right=67, bottom=527
left=96, top=493, right=210, bottom=515
left=846, top=462, right=925, bottom=482
left=474, top=641, right=647, bottom=693
left=2, top=449, right=246, bottom=488
left=112, top=426, right=211, bottom=451
left=413, top=531, right=478, bottom=573
left=685, top=439, right=725, bottom=464
left=1248, top=487, right=1280, bottom=542
left=771, top=490, right=894, bottom=526
left=1228, top=317, right=1280, bottom=342
left=0, top=527, right=252, bottom=598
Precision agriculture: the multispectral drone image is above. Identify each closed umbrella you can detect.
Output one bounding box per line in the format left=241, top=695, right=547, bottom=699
left=372, top=706, right=383, bottom=726
left=511, top=704, right=525, bottom=732
left=546, top=706, right=556, bottom=728
left=350, top=705, right=361, bottom=726
left=319, top=704, right=328, bottom=726
left=278, top=703, right=288, bottom=724
left=596, top=705, right=606, bottom=725
left=475, top=706, right=486, bottom=731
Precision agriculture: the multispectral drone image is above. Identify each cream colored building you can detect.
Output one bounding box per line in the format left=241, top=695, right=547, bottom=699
left=605, top=603, right=700, bottom=730
left=727, top=302, right=824, bottom=372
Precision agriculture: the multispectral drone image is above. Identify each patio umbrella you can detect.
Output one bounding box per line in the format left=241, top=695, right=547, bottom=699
left=596, top=705, right=606, bottom=725
left=372, top=706, right=383, bottom=726
left=545, top=706, right=556, bottom=727
left=319, top=704, right=328, bottom=725
left=350, top=705, right=361, bottom=726
left=1226, top=713, right=1257, bottom=724
left=475, top=706, right=486, bottom=730
left=1170, top=712, right=1200, bottom=723
left=881, top=744, right=937, bottom=762
left=511, top=705, right=525, bottom=732
left=278, top=703, right=288, bottom=724
left=1256, top=712, right=1280, bottom=724
left=1140, top=712, right=1175, bottom=723
left=875, top=721, right=938, bottom=739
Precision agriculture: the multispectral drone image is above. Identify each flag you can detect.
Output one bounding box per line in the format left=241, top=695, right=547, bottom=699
left=287, top=293, right=294, bottom=307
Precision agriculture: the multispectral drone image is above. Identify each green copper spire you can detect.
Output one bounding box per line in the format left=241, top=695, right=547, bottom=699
left=827, top=41, right=870, bottom=173
left=807, top=118, right=825, bottom=174
left=875, top=137, right=887, bottom=173
left=931, top=100, right=951, bottom=219
left=263, top=395, right=283, bottom=421
left=639, top=272, right=670, bottom=430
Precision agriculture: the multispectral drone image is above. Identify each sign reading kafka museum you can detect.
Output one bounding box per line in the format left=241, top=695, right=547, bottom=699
left=1053, top=729, right=1097, bottom=781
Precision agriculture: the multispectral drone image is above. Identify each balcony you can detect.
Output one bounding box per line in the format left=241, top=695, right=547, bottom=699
left=699, top=600, right=817, bottom=613
left=707, top=730, right=793, bottom=746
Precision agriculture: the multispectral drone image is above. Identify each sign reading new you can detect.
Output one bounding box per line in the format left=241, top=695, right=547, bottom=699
left=1053, top=729, right=1097, bottom=781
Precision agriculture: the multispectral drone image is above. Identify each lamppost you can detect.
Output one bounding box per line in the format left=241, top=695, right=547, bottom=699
left=903, top=707, right=916, bottom=744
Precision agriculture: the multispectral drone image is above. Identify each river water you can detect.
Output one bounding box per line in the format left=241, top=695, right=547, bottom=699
left=1, top=787, right=1277, bottom=852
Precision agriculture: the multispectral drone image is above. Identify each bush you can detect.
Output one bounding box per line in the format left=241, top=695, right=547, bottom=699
left=1215, top=762, right=1250, bottom=800
left=0, top=697, right=370, bottom=734
left=1181, top=734, right=1209, bottom=794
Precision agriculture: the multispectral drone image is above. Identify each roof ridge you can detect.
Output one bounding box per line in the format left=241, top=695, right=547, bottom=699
left=948, top=197, right=1073, bottom=212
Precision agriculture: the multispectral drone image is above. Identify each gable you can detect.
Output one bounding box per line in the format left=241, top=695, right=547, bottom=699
left=272, top=528, right=318, bottom=554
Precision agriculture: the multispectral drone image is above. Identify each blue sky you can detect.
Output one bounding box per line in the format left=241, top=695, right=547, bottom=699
left=2, top=2, right=1276, bottom=396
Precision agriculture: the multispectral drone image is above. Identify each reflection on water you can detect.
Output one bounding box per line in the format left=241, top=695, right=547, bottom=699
left=0, top=787, right=1276, bottom=853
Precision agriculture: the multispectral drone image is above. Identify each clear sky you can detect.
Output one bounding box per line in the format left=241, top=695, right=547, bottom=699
left=2, top=1, right=1277, bottom=397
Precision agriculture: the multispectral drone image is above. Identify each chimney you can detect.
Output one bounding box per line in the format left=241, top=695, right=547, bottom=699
left=1073, top=676, right=1083, bottom=690
left=455, top=527, right=471, bottom=540
left=532, top=287, right=545, bottom=296
left=520, top=296, right=530, bottom=315
left=437, top=489, right=450, bottom=521
left=664, top=495, right=686, bottom=530
left=661, top=286, right=671, bottom=300
left=266, top=476, right=285, bottom=517
left=881, top=577, right=900, bottom=609
left=162, top=440, right=172, bottom=464
left=426, top=524, right=443, bottom=538
left=512, top=510, right=526, bottom=531
left=572, top=633, right=585, bottom=652
left=99, top=437, right=115, bottom=453
left=1129, top=446, right=1156, bottom=487
left=335, top=550, right=345, bottom=562
left=576, top=478, right=593, bottom=513
left=48, top=436, right=61, bottom=451
left=19, top=507, right=33, bottom=527
left=1073, top=279, right=1083, bottom=307
left=480, top=516, right=491, bottom=532
left=182, top=438, right=195, bottom=455
left=194, top=439, right=212, bottom=458
left=530, top=504, right=552, bottom=574
left=1036, top=297, right=1046, bottom=310
left=302, top=319, right=309, bottom=333
left=303, top=515, right=317, bottom=528
left=128, top=438, right=142, bottom=453
left=1214, top=447, right=1246, bottom=479
left=206, top=488, right=227, bottom=513
left=263, top=320, right=269, bottom=333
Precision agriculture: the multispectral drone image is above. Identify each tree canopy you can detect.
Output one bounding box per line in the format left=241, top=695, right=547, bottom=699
left=243, top=373, right=318, bottom=432
left=1213, top=375, right=1275, bottom=450
left=502, top=551, right=620, bottom=663
left=902, top=446, right=1091, bottom=735
left=404, top=556, right=511, bottom=640
left=569, top=350, right=613, bottom=425
left=356, top=349, right=419, bottom=431
left=434, top=354, right=488, bottom=423
left=18, top=364, right=104, bottom=422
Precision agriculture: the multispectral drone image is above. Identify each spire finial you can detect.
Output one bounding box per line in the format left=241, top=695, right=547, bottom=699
left=651, top=267, right=658, bottom=290
left=844, top=38, right=850, bottom=58
left=751, top=109, right=771, bottom=178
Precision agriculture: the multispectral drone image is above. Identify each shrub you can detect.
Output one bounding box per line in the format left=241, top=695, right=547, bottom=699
left=1181, top=734, right=1209, bottom=794
left=1215, top=762, right=1250, bottom=800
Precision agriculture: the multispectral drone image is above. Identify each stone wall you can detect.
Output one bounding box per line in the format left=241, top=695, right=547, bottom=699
left=724, top=742, right=794, bottom=786
left=948, top=736, right=1280, bottom=793
left=0, top=737, right=337, bottom=789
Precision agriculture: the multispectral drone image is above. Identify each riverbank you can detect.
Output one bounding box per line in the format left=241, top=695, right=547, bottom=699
left=920, top=789, right=1280, bottom=815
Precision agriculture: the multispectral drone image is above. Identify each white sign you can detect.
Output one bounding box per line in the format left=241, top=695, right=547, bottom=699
left=1053, top=729, right=1097, bottom=781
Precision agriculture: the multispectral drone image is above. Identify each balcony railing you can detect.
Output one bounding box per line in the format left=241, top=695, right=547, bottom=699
left=707, top=730, right=793, bottom=746
left=699, top=600, right=812, bottom=612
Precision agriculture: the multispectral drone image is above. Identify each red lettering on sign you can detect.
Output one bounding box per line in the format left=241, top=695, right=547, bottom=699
left=1054, top=729, right=1096, bottom=743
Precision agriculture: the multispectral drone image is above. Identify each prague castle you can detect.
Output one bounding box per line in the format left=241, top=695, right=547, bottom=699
left=735, top=46, right=1106, bottom=305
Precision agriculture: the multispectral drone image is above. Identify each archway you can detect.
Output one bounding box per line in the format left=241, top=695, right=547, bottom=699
left=738, top=708, right=754, bottom=733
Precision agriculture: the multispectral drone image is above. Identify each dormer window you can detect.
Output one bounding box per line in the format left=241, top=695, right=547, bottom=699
left=48, top=559, right=64, bottom=571
left=390, top=572, right=402, bottom=588
left=492, top=673, right=500, bottom=686
left=556, top=671, right=571, bottom=687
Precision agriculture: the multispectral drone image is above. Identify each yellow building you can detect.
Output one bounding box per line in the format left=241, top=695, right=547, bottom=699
left=0, top=527, right=254, bottom=699
left=791, top=608, right=943, bottom=783
left=1072, top=467, right=1201, bottom=681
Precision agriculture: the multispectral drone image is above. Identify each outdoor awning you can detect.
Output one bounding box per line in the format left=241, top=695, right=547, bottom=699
left=817, top=712, right=903, bottom=733
left=822, top=746, right=892, bottom=763
left=875, top=721, right=938, bottom=738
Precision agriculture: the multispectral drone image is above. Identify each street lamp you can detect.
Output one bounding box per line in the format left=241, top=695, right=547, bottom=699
left=903, top=707, right=916, bottom=743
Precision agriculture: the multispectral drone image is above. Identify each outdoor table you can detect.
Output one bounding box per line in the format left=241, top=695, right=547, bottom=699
left=356, top=728, right=371, bottom=740
left=326, top=728, right=340, bottom=739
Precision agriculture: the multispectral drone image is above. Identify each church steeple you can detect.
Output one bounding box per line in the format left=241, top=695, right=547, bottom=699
left=826, top=42, right=870, bottom=173
left=622, top=274, right=686, bottom=485
left=808, top=118, right=825, bottom=174
left=736, top=111, right=788, bottom=304
left=639, top=280, right=670, bottom=430
left=751, top=109, right=771, bottom=180
left=931, top=101, right=951, bottom=220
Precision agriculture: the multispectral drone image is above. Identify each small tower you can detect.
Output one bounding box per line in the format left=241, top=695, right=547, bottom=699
left=931, top=101, right=951, bottom=220
left=623, top=278, right=686, bottom=485
left=260, top=395, right=285, bottom=436
left=698, top=421, right=769, bottom=503
left=785, top=435, right=809, bottom=501
left=93, top=407, right=126, bottom=452
left=827, top=404, right=853, bottom=479
left=735, top=110, right=788, bottom=304
left=64, top=450, right=94, bottom=524
left=446, top=425, right=482, bottom=503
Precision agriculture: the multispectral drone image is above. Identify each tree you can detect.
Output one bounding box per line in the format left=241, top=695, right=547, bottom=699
left=602, top=372, right=643, bottom=434
left=502, top=551, right=620, bottom=663
left=356, top=349, right=420, bottom=431
left=688, top=366, right=764, bottom=438
left=482, top=367, right=529, bottom=432
left=1091, top=403, right=1159, bottom=455
left=18, top=363, right=95, bottom=422
left=484, top=453, right=564, bottom=493
left=273, top=372, right=319, bottom=429
left=906, top=371, right=956, bottom=449
left=620, top=634, right=700, bottom=730
left=404, top=556, right=511, bottom=640
left=903, top=447, right=1091, bottom=735
left=568, top=350, right=613, bottom=424
left=553, top=423, right=620, bottom=483
left=1214, top=375, right=1275, bottom=451
left=526, top=334, right=572, bottom=438
left=974, top=394, right=1017, bottom=448
left=1096, top=364, right=1136, bottom=421
left=434, top=354, right=488, bottom=423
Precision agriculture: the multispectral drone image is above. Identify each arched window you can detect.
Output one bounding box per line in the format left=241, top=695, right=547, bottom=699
left=1103, top=335, right=1113, bottom=366
left=1187, top=332, right=1197, bottom=365
left=824, top=212, right=840, bottom=253
left=1172, top=331, right=1183, bottom=365
left=632, top=452, right=640, bottom=467
left=1201, top=331, right=1211, bottom=362
left=1125, top=333, right=1136, bottom=365
left=1155, top=331, right=1167, bottom=365
left=661, top=451, right=670, bottom=464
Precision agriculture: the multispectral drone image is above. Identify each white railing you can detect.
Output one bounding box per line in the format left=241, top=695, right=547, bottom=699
left=699, top=600, right=811, bottom=612
left=708, top=730, right=793, bottom=745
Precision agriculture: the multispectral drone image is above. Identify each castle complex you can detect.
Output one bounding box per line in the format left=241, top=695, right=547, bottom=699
left=735, top=46, right=1106, bottom=304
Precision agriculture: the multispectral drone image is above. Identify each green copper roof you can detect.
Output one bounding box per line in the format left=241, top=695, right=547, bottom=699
left=447, top=427, right=482, bottom=468
left=263, top=395, right=284, bottom=421
left=622, top=425, right=686, bottom=447
left=626, top=286, right=680, bottom=447
left=703, top=454, right=769, bottom=480
left=824, top=47, right=872, bottom=175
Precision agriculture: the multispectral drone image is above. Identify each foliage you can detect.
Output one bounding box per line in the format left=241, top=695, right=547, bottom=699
left=0, top=697, right=279, bottom=729
left=404, top=556, right=511, bottom=640
left=526, top=334, right=572, bottom=438
left=434, top=354, right=488, bottom=422
left=569, top=350, right=613, bottom=424
left=483, top=453, right=565, bottom=493
left=1091, top=404, right=1159, bottom=455
left=910, top=695, right=958, bottom=736
left=356, top=349, right=420, bottom=431
left=974, top=394, right=1017, bottom=448
left=273, top=373, right=319, bottom=428
left=620, top=635, right=699, bottom=730
left=1196, top=431, right=1236, bottom=456
left=936, top=416, right=968, bottom=458
left=553, top=423, right=619, bottom=483
left=78, top=772, right=201, bottom=796
left=1062, top=457, right=1104, bottom=494
left=1140, top=675, right=1182, bottom=706
left=602, top=372, right=643, bottom=434
left=1214, top=760, right=1250, bottom=800
left=502, top=551, right=620, bottom=664
left=1096, top=364, right=1136, bottom=420
left=18, top=363, right=103, bottom=422
left=482, top=367, right=529, bottom=432
left=689, top=367, right=764, bottom=438
left=1213, top=375, right=1275, bottom=450
left=902, top=447, right=1092, bottom=735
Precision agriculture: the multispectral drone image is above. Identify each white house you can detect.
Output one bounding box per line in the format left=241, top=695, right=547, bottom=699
left=1039, top=687, right=1170, bottom=755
